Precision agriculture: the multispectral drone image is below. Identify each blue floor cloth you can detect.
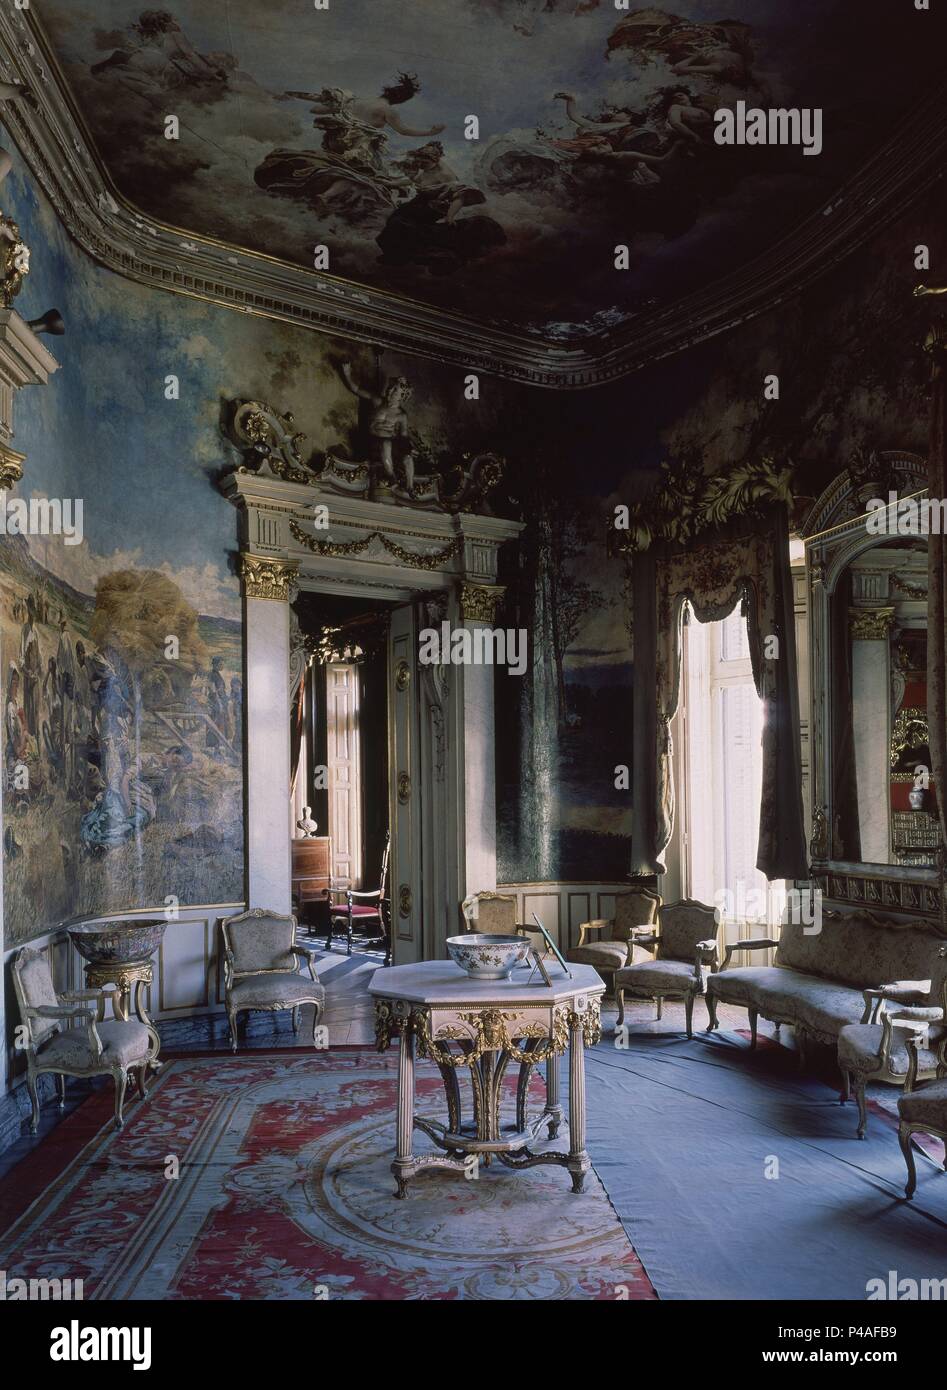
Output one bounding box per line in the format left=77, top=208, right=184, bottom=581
left=584, top=1029, right=947, bottom=1300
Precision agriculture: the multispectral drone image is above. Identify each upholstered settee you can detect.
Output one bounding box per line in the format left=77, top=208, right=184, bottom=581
left=705, top=909, right=947, bottom=1077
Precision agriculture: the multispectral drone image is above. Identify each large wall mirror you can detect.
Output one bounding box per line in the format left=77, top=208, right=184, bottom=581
left=835, top=539, right=936, bottom=866
left=803, top=453, right=942, bottom=919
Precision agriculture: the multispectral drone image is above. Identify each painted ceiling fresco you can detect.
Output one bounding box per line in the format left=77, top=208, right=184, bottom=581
left=38, top=0, right=941, bottom=341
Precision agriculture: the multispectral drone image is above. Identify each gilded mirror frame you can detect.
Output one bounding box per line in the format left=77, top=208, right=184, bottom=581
left=801, top=451, right=942, bottom=921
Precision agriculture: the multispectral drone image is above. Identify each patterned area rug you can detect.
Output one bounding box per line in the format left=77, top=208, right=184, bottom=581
left=0, top=1051, right=654, bottom=1301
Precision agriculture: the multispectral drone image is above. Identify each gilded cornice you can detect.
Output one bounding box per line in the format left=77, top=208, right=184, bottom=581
left=3, top=8, right=946, bottom=387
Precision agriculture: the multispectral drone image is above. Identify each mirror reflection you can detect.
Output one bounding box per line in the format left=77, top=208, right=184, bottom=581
left=832, top=538, right=939, bottom=867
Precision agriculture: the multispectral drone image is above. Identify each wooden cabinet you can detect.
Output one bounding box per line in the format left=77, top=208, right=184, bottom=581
left=292, top=836, right=332, bottom=906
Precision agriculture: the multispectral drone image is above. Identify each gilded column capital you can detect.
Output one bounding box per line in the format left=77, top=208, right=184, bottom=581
left=239, top=553, right=299, bottom=602
left=848, top=606, right=895, bottom=641
left=0, top=445, right=25, bottom=491
left=459, top=581, right=504, bottom=624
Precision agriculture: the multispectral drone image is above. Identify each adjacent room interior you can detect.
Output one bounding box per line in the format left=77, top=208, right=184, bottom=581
left=0, top=0, right=945, bottom=1321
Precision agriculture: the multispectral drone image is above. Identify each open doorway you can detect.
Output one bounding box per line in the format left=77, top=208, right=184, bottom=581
left=290, top=593, right=392, bottom=958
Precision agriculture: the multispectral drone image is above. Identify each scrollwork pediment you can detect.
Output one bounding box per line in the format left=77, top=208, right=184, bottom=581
left=222, top=396, right=504, bottom=517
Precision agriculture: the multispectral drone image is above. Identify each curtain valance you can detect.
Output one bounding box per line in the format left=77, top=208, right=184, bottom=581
left=632, top=502, right=807, bottom=881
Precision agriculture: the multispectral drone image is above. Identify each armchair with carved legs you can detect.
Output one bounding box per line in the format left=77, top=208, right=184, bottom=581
left=566, top=887, right=662, bottom=997
left=222, top=908, right=326, bottom=1052
left=13, top=946, right=160, bottom=1132
left=897, top=1025, right=947, bottom=1199
left=614, top=899, right=721, bottom=1039
left=838, top=979, right=946, bottom=1139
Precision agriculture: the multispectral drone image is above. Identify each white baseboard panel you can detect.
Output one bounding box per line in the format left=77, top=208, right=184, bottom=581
left=497, top=882, right=635, bottom=952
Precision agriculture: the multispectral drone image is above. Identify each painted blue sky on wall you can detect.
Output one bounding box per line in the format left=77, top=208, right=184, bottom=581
left=38, top=0, right=941, bottom=339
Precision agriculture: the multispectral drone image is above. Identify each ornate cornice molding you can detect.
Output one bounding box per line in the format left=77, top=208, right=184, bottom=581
left=238, top=553, right=299, bottom=602
left=3, top=8, right=946, bottom=387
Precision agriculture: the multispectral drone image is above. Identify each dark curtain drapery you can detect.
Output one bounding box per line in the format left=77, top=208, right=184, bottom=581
left=630, top=502, right=807, bottom=881
left=926, top=322, right=947, bottom=932
left=830, top=568, right=861, bottom=862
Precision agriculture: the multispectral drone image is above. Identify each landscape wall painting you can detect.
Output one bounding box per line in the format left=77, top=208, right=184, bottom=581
left=0, top=533, right=243, bottom=947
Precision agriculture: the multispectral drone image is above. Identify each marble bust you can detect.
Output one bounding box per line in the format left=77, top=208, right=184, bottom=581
left=295, top=806, right=318, bottom=837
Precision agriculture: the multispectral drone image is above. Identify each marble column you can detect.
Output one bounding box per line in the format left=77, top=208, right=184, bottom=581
left=850, top=606, right=894, bottom=865
left=240, top=555, right=299, bottom=914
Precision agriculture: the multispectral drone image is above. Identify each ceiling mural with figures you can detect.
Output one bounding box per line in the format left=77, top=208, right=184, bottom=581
left=35, top=0, right=941, bottom=342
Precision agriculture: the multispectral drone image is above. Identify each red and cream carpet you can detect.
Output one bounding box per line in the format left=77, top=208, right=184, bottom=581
left=0, top=1050, right=654, bottom=1301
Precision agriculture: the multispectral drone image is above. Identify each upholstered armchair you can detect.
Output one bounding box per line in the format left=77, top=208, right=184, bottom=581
left=897, top=1027, right=947, bottom=1199
left=614, top=898, right=721, bottom=1039
left=222, top=908, right=326, bottom=1052
left=12, top=947, right=160, bottom=1132
left=838, top=973, right=947, bottom=1139
left=566, top=887, right=662, bottom=996
left=461, top=891, right=523, bottom=935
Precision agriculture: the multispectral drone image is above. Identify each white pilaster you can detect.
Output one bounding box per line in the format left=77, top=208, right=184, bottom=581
left=241, top=556, right=297, bottom=914
left=850, top=608, right=893, bottom=864
left=457, top=583, right=505, bottom=902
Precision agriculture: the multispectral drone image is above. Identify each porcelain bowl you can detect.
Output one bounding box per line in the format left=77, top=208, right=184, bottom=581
left=446, top=933, right=530, bottom=980
left=68, top=919, right=167, bottom=966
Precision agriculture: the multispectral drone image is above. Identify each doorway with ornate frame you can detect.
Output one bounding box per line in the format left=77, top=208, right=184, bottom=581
left=221, top=439, right=523, bottom=965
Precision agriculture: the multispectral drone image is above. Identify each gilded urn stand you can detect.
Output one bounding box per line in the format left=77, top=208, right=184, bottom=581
left=370, top=961, right=604, bottom=1198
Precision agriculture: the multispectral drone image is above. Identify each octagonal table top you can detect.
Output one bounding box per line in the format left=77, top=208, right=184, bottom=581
left=368, top=959, right=604, bottom=1005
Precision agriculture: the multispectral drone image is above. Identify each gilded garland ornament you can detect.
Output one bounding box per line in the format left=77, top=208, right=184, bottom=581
left=289, top=519, right=462, bottom=570
left=413, top=1007, right=570, bottom=1066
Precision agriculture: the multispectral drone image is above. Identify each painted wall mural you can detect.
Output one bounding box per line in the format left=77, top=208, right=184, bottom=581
left=0, top=126, right=934, bottom=927
left=38, top=0, right=938, bottom=339
left=0, top=171, right=258, bottom=944
left=0, top=160, right=632, bottom=936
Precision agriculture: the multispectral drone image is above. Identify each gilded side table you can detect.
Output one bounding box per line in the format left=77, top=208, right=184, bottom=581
left=369, top=961, right=604, bottom=1198
left=69, top=919, right=167, bottom=1070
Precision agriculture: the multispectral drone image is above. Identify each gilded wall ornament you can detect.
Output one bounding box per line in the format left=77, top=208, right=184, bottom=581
left=398, top=884, right=413, bottom=918
left=459, top=581, right=504, bottom=624
left=223, top=394, right=502, bottom=514
left=397, top=771, right=411, bottom=803
left=890, top=706, right=930, bottom=772
left=610, top=456, right=794, bottom=554
left=0, top=445, right=24, bottom=490
left=848, top=606, right=894, bottom=641
left=238, top=553, right=299, bottom=601
left=810, top=804, right=829, bottom=861
left=228, top=400, right=317, bottom=484
left=0, top=211, right=29, bottom=307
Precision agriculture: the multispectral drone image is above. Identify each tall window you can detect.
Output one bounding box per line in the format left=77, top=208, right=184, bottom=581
left=679, top=601, right=785, bottom=930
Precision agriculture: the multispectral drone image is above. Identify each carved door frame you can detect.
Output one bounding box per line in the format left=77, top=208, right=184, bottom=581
left=224, top=471, right=522, bottom=961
